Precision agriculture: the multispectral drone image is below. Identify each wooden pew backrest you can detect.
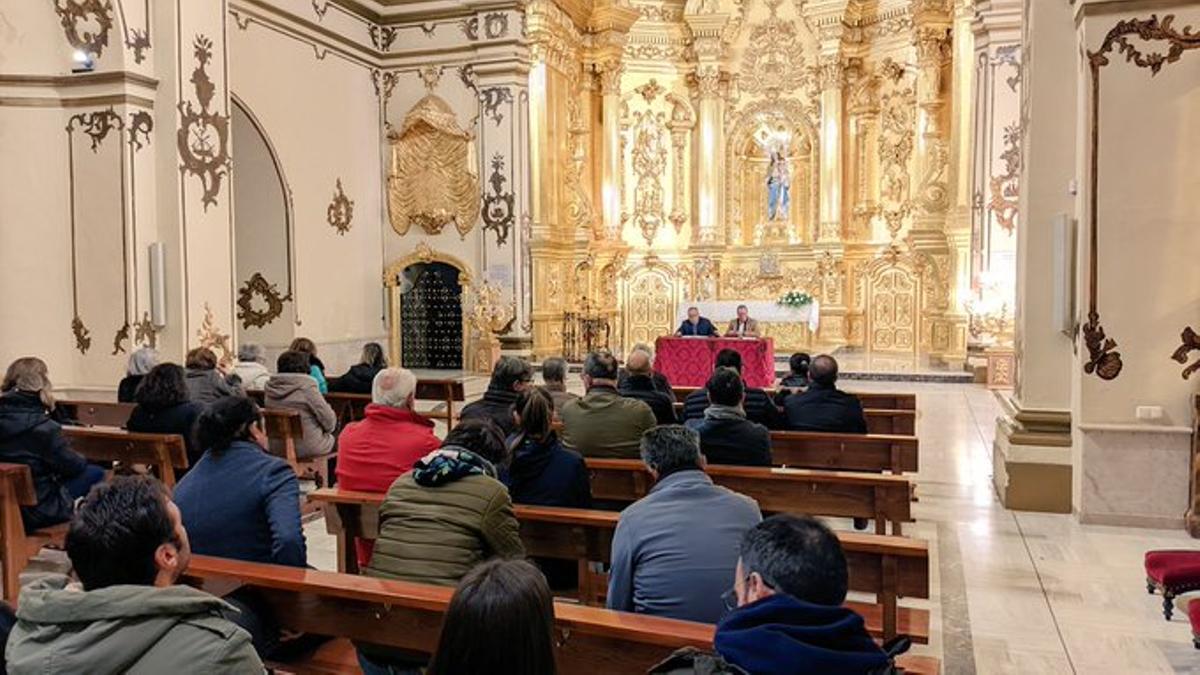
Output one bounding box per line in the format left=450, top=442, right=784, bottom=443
left=62, top=426, right=188, bottom=487
left=769, top=430, right=919, bottom=474
left=56, top=400, right=135, bottom=428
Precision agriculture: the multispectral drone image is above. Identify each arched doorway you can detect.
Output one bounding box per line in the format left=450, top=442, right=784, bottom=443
left=383, top=245, right=472, bottom=371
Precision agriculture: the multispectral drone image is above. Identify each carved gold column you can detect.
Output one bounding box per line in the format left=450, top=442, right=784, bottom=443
left=817, top=55, right=845, bottom=243
left=684, top=12, right=731, bottom=246
left=911, top=22, right=952, bottom=231
left=596, top=62, right=624, bottom=240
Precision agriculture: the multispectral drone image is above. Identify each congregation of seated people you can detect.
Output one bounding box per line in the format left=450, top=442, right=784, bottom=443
left=0, top=344, right=900, bottom=675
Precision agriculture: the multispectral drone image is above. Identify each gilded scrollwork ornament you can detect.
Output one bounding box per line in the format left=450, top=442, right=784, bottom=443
left=481, top=154, right=515, bottom=246
left=327, top=179, right=354, bottom=235
left=72, top=316, right=92, bottom=354
left=127, top=110, right=153, bottom=151
left=1081, top=14, right=1200, bottom=380
left=739, top=0, right=811, bottom=100
left=67, top=108, right=123, bottom=152
left=111, top=322, right=130, bottom=356
left=629, top=110, right=668, bottom=245
left=177, top=35, right=231, bottom=210
left=197, top=303, right=233, bottom=368
left=1171, top=326, right=1200, bottom=380
left=53, top=0, right=113, bottom=57
left=133, top=312, right=159, bottom=349
left=369, top=24, right=398, bottom=51
left=237, top=273, right=289, bottom=329
left=479, top=87, right=512, bottom=126
left=117, top=0, right=151, bottom=63
left=987, top=123, right=1020, bottom=233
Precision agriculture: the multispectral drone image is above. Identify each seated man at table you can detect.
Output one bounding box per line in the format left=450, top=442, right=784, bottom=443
left=784, top=354, right=867, bottom=434
left=649, top=514, right=891, bottom=675
left=561, top=351, right=656, bottom=458
left=674, top=306, right=718, bottom=337
left=685, top=367, right=770, bottom=466
left=681, top=348, right=780, bottom=429
left=618, top=350, right=677, bottom=425
left=6, top=476, right=264, bottom=674
left=608, top=425, right=761, bottom=624
left=724, top=304, right=760, bottom=337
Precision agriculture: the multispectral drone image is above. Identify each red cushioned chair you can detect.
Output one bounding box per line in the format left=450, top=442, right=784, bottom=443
left=1189, top=598, right=1200, bottom=649
left=1144, top=550, right=1200, bottom=620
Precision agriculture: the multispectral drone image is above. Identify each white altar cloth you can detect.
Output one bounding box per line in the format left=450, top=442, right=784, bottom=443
left=677, top=300, right=820, bottom=332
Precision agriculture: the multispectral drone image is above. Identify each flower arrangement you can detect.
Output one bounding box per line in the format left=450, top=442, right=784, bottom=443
left=777, top=291, right=813, bottom=308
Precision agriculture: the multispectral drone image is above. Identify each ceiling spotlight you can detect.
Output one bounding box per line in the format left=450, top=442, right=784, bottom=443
left=72, top=50, right=94, bottom=73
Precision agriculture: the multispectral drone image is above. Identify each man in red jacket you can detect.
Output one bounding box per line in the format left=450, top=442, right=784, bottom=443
left=335, top=366, right=440, bottom=567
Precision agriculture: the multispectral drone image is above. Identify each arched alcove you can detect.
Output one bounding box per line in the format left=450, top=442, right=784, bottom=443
left=231, top=96, right=296, bottom=346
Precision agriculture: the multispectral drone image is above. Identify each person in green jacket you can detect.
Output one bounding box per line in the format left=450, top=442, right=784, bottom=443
left=560, top=351, right=657, bottom=458
left=359, top=418, right=525, bottom=674
left=6, top=476, right=263, bottom=674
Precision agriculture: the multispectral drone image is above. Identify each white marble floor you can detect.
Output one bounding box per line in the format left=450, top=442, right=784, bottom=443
left=303, top=378, right=1200, bottom=674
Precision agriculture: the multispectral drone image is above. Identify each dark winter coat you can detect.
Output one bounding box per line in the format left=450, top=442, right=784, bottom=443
left=784, top=382, right=868, bottom=434
left=682, top=387, right=781, bottom=429
left=0, top=392, right=90, bottom=532
left=328, top=364, right=383, bottom=394
left=619, top=374, right=678, bottom=425
left=126, top=401, right=205, bottom=470
left=683, top=405, right=771, bottom=467
left=459, top=387, right=520, bottom=436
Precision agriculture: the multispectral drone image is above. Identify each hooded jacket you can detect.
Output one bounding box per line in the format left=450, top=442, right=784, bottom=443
left=184, top=369, right=240, bottom=406
left=6, top=576, right=264, bottom=675
left=560, top=385, right=657, bottom=459
left=684, top=404, right=771, bottom=467
left=366, top=447, right=525, bottom=587
left=336, top=404, right=441, bottom=567
left=0, top=391, right=89, bottom=531
left=264, top=373, right=337, bottom=458
left=231, top=361, right=271, bottom=391
left=713, top=593, right=891, bottom=674
left=328, top=363, right=383, bottom=394
left=504, top=432, right=592, bottom=509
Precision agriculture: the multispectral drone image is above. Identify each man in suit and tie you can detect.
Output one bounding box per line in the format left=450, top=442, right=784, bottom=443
left=675, top=306, right=719, bottom=337
left=725, top=305, right=759, bottom=337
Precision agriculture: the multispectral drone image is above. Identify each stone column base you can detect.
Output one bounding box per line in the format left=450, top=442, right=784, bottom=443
left=993, top=395, right=1073, bottom=513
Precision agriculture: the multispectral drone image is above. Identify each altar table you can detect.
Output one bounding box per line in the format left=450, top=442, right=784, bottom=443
left=654, top=337, right=776, bottom=388
left=675, top=300, right=820, bottom=332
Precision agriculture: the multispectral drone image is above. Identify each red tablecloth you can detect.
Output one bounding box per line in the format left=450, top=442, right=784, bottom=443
left=654, top=337, right=776, bottom=388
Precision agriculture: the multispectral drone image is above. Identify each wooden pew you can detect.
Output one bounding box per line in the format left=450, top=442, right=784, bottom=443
left=311, top=489, right=929, bottom=642
left=770, top=431, right=919, bottom=475
left=667, top=404, right=915, bottom=436
left=414, top=379, right=466, bottom=423
left=61, top=426, right=188, bottom=488
left=261, top=409, right=333, bottom=487
left=324, top=391, right=371, bottom=427
left=55, top=400, right=134, bottom=427
left=586, top=458, right=912, bottom=535
left=0, top=464, right=67, bottom=602
left=671, top=386, right=916, bottom=411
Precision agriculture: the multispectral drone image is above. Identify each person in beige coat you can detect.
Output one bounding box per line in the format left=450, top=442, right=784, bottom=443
left=264, top=350, right=336, bottom=459
left=724, top=305, right=760, bottom=337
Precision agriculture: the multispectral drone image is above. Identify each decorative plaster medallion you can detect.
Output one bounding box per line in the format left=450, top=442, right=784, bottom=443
left=327, top=179, right=354, bottom=235
left=177, top=35, right=231, bottom=211
left=53, top=0, right=113, bottom=57
left=237, top=273, right=289, bottom=329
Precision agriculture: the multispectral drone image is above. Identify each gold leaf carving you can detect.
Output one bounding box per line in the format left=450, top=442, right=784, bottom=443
left=196, top=303, right=233, bottom=368
left=387, top=94, right=479, bottom=239
left=327, top=179, right=354, bottom=235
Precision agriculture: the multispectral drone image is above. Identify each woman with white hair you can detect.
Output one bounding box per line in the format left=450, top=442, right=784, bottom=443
left=336, top=366, right=440, bottom=568
left=117, top=347, right=159, bottom=402
left=232, top=343, right=271, bottom=391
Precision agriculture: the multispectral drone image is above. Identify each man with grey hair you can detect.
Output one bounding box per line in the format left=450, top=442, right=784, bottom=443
left=540, top=357, right=578, bottom=411
left=617, top=343, right=675, bottom=398
left=560, top=351, right=656, bottom=458
left=607, top=425, right=761, bottom=624
left=335, top=367, right=440, bottom=568
left=460, top=356, right=532, bottom=436
left=232, top=343, right=270, bottom=391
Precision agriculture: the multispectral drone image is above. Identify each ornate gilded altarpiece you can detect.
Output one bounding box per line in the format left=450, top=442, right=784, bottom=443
left=524, top=0, right=968, bottom=361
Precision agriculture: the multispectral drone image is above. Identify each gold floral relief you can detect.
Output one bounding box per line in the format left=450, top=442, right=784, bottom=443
left=196, top=303, right=234, bottom=367
left=387, top=93, right=479, bottom=239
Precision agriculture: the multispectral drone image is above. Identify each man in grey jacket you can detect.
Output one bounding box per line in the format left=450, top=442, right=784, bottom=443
left=607, top=425, right=762, bottom=624
left=7, top=476, right=264, bottom=674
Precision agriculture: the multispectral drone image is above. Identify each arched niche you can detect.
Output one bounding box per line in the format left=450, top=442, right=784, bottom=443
left=382, top=245, right=473, bottom=370
left=230, top=95, right=297, bottom=345
left=724, top=100, right=820, bottom=246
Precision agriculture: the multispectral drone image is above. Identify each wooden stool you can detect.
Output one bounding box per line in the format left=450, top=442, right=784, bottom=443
left=1144, top=549, right=1200, bottom=620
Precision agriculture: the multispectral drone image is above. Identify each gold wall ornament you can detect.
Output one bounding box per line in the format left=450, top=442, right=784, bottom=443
left=67, top=108, right=123, bottom=151
left=369, top=24, right=398, bottom=51
left=987, top=122, right=1020, bottom=234
left=177, top=35, right=231, bottom=211
left=371, top=70, right=399, bottom=102
left=327, top=179, right=354, bottom=235
left=738, top=0, right=811, bottom=100
left=1171, top=326, right=1200, bottom=380
left=237, top=272, right=289, bottom=329
left=127, top=110, right=153, bottom=151
left=481, top=153, right=515, bottom=245
left=72, top=316, right=92, bottom=354
left=53, top=0, right=113, bottom=57
left=133, top=311, right=159, bottom=348
left=479, top=87, right=513, bottom=125
left=196, top=303, right=234, bottom=367
left=629, top=110, right=669, bottom=245
left=116, top=0, right=151, bottom=63
left=1082, top=14, right=1200, bottom=381
left=111, top=322, right=130, bottom=355
left=386, top=92, right=480, bottom=239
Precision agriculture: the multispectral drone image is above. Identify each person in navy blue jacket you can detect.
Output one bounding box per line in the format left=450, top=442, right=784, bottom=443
left=503, top=386, right=591, bottom=589
left=674, top=306, right=719, bottom=337
left=174, top=396, right=306, bottom=568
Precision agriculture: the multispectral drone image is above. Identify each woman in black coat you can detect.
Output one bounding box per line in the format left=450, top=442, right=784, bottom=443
left=127, top=363, right=205, bottom=470
left=0, top=358, right=104, bottom=532
left=329, top=342, right=387, bottom=394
